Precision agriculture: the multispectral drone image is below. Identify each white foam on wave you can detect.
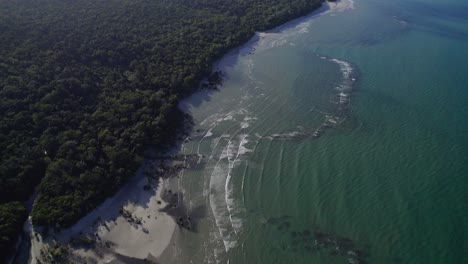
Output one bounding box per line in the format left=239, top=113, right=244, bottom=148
left=247, top=0, right=355, bottom=54
left=213, top=108, right=248, bottom=123
left=200, top=2, right=357, bottom=256
left=240, top=116, right=257, bottom=129
left=241, top=94, right=252, bottom=101
left=209, top=133, right=255, bottom=252
left=204, top=107, right=253, bottom=162
left=222, top=114, right=234, bottom=122
left=219, top=140, right=234, bottom=160
left=206, top=107, right=262, bottom=254
left=329, top=58, right=354, bottom=106
left=225, top=171, right=242, bottom=235
left=326, top=115, right=339, bottom=124
left=225, top=134, right=254, bottom=233
left=331, top=58, right=353, bottom=81
left=268, top=130, right=305, bottom=140
left=237, top=135, right=253, bottom=156
left=210, top=137, right=221, bottom=151
left=209, top=169, right=238, bottom=252
left=240, top=122, right=250, bottom=129
left=245, top=58, right=255, bottom=81
left=200, top=113, right=223, bottom=127
left=204, top=129, right=213, bottom=138
left=339, top=92, right=349, bottom=104
left=298, top=26, right=309, bottom=34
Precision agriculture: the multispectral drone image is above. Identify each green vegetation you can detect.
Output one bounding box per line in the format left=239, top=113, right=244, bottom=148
left=0, top=0, right=322, bottom=258
left=0, top=202, right=27, bottom=260
left=37, top=241, right=70, bottom=264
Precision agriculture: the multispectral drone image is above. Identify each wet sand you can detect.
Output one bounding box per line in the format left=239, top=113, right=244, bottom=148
left=28, top=165, right=178, bottom=264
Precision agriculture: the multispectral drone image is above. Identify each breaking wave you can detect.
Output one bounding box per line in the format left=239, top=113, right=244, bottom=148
left=176, top=2, right=357, bottom=262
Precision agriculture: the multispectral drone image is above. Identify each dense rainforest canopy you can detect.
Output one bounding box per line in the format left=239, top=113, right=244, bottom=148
left=0, top=0, right=322, bottom=259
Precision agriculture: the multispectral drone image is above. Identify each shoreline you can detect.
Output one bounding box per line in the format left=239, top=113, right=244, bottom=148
left=209, top=0, right=352, bottom=71
left=27, top=163, right=179, bottom=264
left=24, top=1, right=352, bottom=263
left=181, top=0, right=352, bottom=119
left=173, top=0, right=354, bottom=262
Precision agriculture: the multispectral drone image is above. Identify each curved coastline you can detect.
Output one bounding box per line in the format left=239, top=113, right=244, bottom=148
left=169, top=0, right=355, bottom=263
left=23, top=1, right=353, bottom=263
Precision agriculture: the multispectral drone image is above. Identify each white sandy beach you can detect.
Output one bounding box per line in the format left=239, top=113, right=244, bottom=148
left=28, top=166, right=177, bottom=264
left=26, top=1, right=353, bottom=263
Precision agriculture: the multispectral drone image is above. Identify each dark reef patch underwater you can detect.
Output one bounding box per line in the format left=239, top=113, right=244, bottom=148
left=266, top=215, right=371, bottom=264
left=163, top=0, right=468, bottom=263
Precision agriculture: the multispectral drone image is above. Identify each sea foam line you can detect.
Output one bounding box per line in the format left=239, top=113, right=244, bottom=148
left=220, top=97, right=284, bottom=235
left=204, top=2, right=356, bottom=259
left=207, top=95, right=282, bottom=253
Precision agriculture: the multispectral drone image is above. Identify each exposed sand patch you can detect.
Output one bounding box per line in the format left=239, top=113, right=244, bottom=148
left=26, top=1, right=355, bottom=263
left=29, top=166, right=177, bottom=264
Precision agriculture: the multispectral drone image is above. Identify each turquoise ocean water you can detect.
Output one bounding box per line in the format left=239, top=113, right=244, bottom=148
left=165, top=0, right=468, bottom=263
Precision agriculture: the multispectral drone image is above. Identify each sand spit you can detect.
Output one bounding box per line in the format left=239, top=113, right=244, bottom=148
left=28, top=162, right=180, bottom=264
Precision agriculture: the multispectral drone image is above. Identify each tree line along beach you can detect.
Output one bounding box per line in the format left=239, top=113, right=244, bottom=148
left=0, top=0, right=328, bottom=262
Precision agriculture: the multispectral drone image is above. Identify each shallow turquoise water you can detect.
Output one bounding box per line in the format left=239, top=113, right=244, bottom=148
left=168, top=0, right=468, bottom=263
